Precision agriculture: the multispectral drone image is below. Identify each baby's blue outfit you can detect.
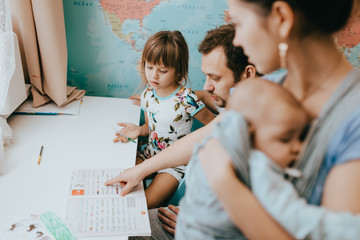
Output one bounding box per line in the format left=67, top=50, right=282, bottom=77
left=176, top=111, right=250, bottom=240
left=176, top=110, right=360, bottom=240
left=251, top=147, right=360, bottom=240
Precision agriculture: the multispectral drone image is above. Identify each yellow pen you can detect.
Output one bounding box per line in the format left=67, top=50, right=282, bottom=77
left=38, top=145, right=44, bottom=165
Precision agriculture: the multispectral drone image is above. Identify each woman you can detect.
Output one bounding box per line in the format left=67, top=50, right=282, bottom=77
left=199, top=0, right=360, bottom=239
left=107, top=0, right=360, bottom=238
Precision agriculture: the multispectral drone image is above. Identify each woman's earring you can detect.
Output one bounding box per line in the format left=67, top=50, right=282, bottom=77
left=278, top=42, right=288, bottom=69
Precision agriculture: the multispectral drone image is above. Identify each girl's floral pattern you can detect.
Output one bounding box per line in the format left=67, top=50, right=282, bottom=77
left=139, top=85, right=205, bottom=158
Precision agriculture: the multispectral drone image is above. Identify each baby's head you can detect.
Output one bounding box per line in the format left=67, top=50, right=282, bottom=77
left=227, top=78, right=308, bottom=168
left=140, top=31, right=189, bottom=87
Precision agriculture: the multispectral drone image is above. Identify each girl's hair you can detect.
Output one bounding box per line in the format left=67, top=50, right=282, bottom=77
left=241, top=0, right=354, bottom=37
left=140, top=31, right=189, bottom=88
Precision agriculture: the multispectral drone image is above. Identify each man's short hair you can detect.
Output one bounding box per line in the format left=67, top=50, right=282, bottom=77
left=198, top=24, right=255, bottom=83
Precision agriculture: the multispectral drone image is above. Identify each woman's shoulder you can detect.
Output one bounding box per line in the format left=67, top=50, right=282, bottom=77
left=307, top=78, right=360, bottom=205
left=327, top=106, right=360, bottom=165
left=310, top=107, right=360, bottom=205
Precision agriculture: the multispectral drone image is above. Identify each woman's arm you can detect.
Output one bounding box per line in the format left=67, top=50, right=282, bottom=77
left=322, top=159, right=360, bottom=212
left=105, top=114, right=222, bottom=196
left=249, top=153, right=360, bottom=240
left=198, top=138, right=293, bottom=240
left=200, top=138, right=360, bottom=239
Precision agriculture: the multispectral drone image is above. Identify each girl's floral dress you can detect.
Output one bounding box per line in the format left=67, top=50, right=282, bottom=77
left=139, top=85, right=205, bottom=181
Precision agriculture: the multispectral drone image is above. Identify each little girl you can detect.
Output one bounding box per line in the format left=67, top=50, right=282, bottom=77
left=114, top=31, right=215, bottom=209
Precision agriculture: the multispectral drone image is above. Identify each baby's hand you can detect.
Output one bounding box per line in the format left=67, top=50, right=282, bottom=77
left=113, top=122, right=140, bottom=143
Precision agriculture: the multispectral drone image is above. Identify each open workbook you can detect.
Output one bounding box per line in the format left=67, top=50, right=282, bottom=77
left=65, top=169, right=151, bottom=237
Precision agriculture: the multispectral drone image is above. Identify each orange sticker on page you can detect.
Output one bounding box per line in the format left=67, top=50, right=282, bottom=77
left=72, top=189, right=85, bottom=195
left=141, top=211, right=146, bottom=215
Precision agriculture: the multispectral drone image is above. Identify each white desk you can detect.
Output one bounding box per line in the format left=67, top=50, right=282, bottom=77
left=0, top=96, right=141, bottom=239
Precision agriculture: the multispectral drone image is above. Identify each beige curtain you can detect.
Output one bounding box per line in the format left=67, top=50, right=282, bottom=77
left=10, top=0, right=85, bottom=107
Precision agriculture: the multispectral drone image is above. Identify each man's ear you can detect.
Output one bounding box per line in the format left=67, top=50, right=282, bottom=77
left=242, top=65, right=257, bottom=79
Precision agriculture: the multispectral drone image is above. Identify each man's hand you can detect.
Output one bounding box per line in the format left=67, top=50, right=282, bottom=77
left=158, top=205, right=179, bottom=236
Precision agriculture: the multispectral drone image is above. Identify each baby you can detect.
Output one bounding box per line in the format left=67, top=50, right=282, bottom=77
left=176, top=78, right=308, bottom=239
left=176, top=78, right=360, bottom=240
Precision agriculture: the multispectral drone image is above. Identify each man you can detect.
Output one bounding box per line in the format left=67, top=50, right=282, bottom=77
left=195, top=23, right=258, bottom=114
left=131, top=23, right=259, bottom=240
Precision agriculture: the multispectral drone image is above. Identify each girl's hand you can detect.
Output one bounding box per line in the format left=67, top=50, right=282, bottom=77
left=113, top=122, right=141, bottom=143
left=129, top=94, right=141, bottom=106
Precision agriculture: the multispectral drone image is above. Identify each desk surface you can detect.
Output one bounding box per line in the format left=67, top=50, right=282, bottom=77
left=0, top=96, right=141, bottom=239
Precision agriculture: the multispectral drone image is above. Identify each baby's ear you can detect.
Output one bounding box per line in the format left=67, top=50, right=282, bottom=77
left=247, top=122, right=256, bottom=145
left=247, top=122, right=255, bottom=134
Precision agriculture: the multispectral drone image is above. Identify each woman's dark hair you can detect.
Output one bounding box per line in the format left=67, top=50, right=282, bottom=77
left=242, top=0, right=354, bottom=36
left=198, top=23, right=259, bottom=83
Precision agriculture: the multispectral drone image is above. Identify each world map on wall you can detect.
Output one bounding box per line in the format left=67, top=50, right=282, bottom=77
left=63, top=0, right=228, bottom=98
left=64, top=1, right=360, bottom=98
left=335, top=7, right=360, bottom=69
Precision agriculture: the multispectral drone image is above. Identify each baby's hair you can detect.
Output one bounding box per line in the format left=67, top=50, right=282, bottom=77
left=228, top=78, right=308, bottom=126
left=140, top=31, right=189, bottom=89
